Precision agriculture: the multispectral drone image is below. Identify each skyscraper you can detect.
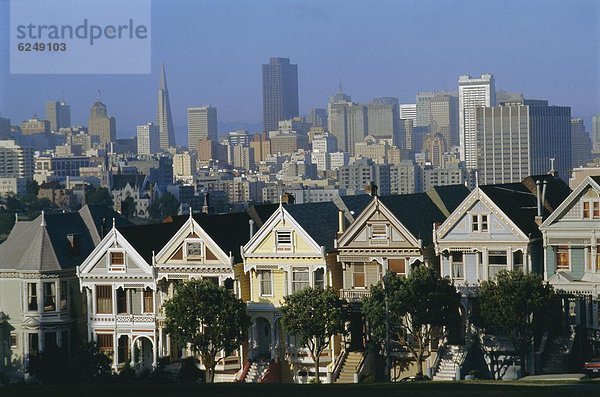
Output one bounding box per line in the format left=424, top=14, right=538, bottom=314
left=459, top=74, right=496, bottom=169
left=430, top=93, right=459, bottom=147
left=476, top=100, right=571, bottom=184
left=0, top=117, right=10, bottom=139
left=307, top=108, right=328, bottom=128
left=328, top=92, right=367, bottom=156
left=399, top=104, right=417, bottom=127
left=157, top=63, right=176, bottom=150
left=367, top=97, right=399, bottom=138
left=262, top=57, right=299, bottom=132
left=88, top=101, right=116, bottom=145
left=593, top=114, right=600, bottom=153
left=416, top=92, right=435, bottom=127
left=571, top=118, right=592, bottom=168
left=45, top=101, right=70, bottom=131
left=137, top=123, right=160, bottom=156
left=187, top=106, right=218, bottom=151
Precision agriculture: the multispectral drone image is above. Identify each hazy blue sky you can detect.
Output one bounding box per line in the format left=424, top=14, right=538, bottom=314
left=0, top=0, right=599, bottom=143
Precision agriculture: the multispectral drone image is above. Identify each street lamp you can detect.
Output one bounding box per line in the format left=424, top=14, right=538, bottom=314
left=382, top=273, right=391, bottom=382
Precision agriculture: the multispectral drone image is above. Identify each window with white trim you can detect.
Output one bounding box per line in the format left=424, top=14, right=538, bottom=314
left=488, top=251, right=507, bottom=279
left=185, top=239, right=203, bottom=258
left=43, top=282, right=56, bottom=312
left=314, top=268, right=325, bottom=290
left=27, top=283, right=38, bottom=311
left=471, top=214, right=489, bottom=233
left=583, top=200, right=600, bottom=219
left=513, top=251, right=524, bottom=272
left=276, top=230, right=293, bottom=252
left=259, top=270, right=273, bottom=296
left=556, top=246, right=570, bottom=270
left=451, top=252, right=464, bottom=279
left=292, top=267, right=310, bottom=293
left=108, top=250, right=126, bottom=272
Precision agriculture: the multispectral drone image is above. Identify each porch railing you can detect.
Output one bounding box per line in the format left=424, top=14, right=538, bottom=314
left=339, top=289, right=370, bottom=302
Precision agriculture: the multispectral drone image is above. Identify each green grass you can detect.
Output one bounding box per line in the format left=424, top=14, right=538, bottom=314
left=2, top=380, right=600, bottom=397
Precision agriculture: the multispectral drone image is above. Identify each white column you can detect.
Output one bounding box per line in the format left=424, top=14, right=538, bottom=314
left=153, top=335, right=158, bottom=368
left=158, top=327, right=164, bottom=357
left=112, top=333, right=118, bottom=369
left=482, top=248, right=489, bottom=280
left=130, top=337, right=136, bottom=366
left=86, top=287, right=93, bottom=341
left=270, top=319, right=276, bottom=359
left=507, top=248, right=513, bottom=271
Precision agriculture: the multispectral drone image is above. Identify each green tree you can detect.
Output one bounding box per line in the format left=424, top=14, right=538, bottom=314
left=164, top=279, right=250, bottom=383
left=363, top=266, right=461, bottom=377
left=148, top=192, right=180, bottom=220
left=86, top=187, right=113, bottom=208
left=280, top=287, right=348, bottom=382
left=478, top=270, right=558, bottom=378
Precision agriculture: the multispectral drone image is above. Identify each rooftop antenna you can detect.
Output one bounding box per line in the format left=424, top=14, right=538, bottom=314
left=549, top=158, right=556, bottom=176
left=96, top=89, right=102, bottom=101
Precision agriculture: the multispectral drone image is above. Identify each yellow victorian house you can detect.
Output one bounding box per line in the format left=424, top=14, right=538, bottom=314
left=241, top=201, right=343, bottom=383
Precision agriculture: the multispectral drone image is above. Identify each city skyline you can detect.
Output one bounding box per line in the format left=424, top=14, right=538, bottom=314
left=0, top=0, right=598, bottom=143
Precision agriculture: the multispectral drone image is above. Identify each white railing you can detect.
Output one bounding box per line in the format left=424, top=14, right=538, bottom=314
left=339, top=289, right=370, bottom=302
left=92, top=314, right=156, bottom=325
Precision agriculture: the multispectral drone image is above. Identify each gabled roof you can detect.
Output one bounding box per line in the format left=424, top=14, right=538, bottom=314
left=118, top=221, right=183, bottom=264
left=541, top=175, right=598, bottom=228
left=0, top=205, right=128, bottom=273
left=281, top=202, right=340, bottom=252
left=111, top=174, right=147, bottom=191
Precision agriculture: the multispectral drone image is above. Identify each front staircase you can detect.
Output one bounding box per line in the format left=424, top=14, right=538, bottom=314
left=335, top=351, right=363, bottom=383
left=432, top=346, right=465, bottom=381
left=244, top=359, right=270, bottom=383
left=542, top=336, right=569, bottom=374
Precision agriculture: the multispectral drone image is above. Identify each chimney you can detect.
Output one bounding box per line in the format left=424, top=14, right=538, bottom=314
left=249, top=219, right=255, bottom=239
left=67, top=233, right=81, bottom=256
left=281, top=192, right=295, bottom=204
left=365, top=182, right=378, bottom=197
left=535, top=180, right=543, bottom=226
left=338, top=210, right=345, bottom=236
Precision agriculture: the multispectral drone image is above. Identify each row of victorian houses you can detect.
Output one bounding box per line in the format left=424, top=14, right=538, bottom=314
left=1, top=174, right=600, bottom=383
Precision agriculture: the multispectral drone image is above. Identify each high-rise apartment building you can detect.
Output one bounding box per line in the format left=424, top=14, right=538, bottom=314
left=571, top=118, right=592, bottom=168
left=399, top=104, right=417, bottom=127
left=367, top=97, right=399, bottom=138
left=0, top=140, right=34, bottom=180
left=0, top=117, right=10, bottom=139
left=476, top=100, right=571, bottom=184
left=88, top=101, right=116, bottom=145
left=157, top=63, right=176, bottom=150
left=45, top=101, right=71, bottom=131
left=328, top=93, right=367, bottom=156
left=173, top=152, right=196, bottom=184
left=187, top=106, right=218, bottom=151
left=459, top=74, right=496, bottom=168
left=593, top=114, right=600, bottom=153
left=137, top=123, right=160, bottom=156
left=430, top=93, right=459, bottom=147
left=262, top=57, right=299, bottom=133
left=416, top=92, right=435, bottom=127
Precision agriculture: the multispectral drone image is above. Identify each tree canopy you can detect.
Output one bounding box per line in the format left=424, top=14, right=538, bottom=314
left=477, top=270, right=559, bottom=377
left=164, top=279, right=250, bottom=383
left=362, top=265, right=461, bottom=377
left=86, top=187, right=113, bottom=208
left=280, top=287, right=348, bottom=382
left=148, top=192, right=180, bottom=220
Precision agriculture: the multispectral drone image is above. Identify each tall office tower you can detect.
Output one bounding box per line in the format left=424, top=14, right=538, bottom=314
left=307, top=108, right=328, bottom=128
left=262, top=57, right=299, bottom=133
left=399, top=119, right=414, bottom=150
left=328, top=101, right=367, bottom=156
left=430, top=93, right=459, bottom=147
left=367, top=97, right=399, bottom=138
left=593, top=114, right=600, bottom=153
left=157, top=63, right=176, bottom=150
left=187, top=106, right=217, bottom=151
left=20, top=116, right=50, bottom=135
left=88, top=101, right=116, bottom=145
left=0, top=140, right=34, bottom=180
left=399, top=104, right=417, bottom=127
left=571, top=118, right=592, bottom=168
left=496, top=90, right=524, bottom=104
left=45, top=101, right=71, bottom=131
left=173, top=152, right=196, bottom=184
left=423, top=133, right=447, bottom=168
left=228, top=130, right=251, bottom=147
left=0, top=117, right=10, bottom=139
left=476, top=100, right=571, bottom=184
left=459, top=74, right=495, bottom=168
left=416, top=92, right=435, bottom=127
left=137, top=123, right=160, bottom=156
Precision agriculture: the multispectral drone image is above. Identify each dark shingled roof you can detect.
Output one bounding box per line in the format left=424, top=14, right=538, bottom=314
left=479, top=176, right=570, bottom=238
left=118, top=220, right=184, bottom=264
left=378, top=193, right=447, bottom=246
left=283, top=201, right=340, bottom=252
left=248, top=204, right=279, bottom=227
left=340, top=195, right=373, bottom=218
left=428, top=184, right=471, bottom=214
left=112, top=174, right=147, bottom=190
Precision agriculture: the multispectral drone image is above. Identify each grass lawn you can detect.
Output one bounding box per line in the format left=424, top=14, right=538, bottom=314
left=2, top=380, right=600, bottom=397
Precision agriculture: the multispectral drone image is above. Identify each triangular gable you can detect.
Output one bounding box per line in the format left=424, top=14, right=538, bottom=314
left=242, top=205, right=323, bottom=259
left=154, top=214, right=231, bottom=265
left=336, top=197, right=420, bottom=249
left=436, top=188, right=529, bottom=241
left=541, top=176, right=600, bottom=228
left=77, top=227, right=153, bottom=277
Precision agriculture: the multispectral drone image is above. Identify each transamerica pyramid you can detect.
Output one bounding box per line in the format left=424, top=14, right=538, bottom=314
left=157, top=62, right=176, bottom=149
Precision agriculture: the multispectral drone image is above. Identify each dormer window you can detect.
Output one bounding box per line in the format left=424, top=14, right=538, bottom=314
left=185, top=239, right=204, bottom=258
left=370, top=224, right=389, bottom=240
left=582, top=200, right=600, bottom=219
left=108, top=250, right=126, bottom=272
left=276, top=230, right=292, bottom=252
